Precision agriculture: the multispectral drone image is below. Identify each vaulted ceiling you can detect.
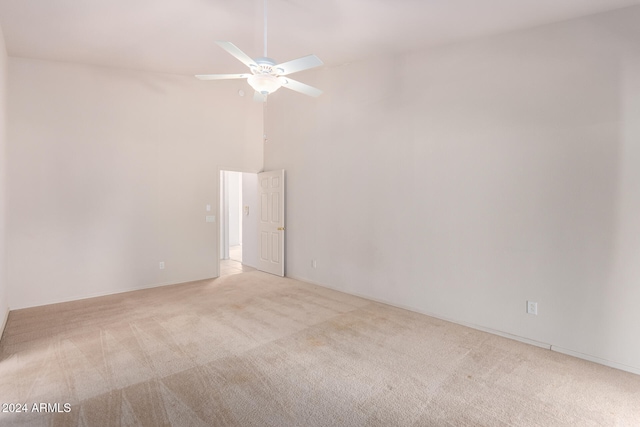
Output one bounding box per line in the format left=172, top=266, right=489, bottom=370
left=1, top=0, right=639, bottom=75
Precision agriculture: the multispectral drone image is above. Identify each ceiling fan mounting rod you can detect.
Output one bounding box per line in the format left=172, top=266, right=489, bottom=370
left=263, top=0, right=268, bottom=57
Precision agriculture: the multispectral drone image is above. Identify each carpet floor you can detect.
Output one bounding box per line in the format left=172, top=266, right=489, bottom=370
left=0, top=271, right=638, bottom=426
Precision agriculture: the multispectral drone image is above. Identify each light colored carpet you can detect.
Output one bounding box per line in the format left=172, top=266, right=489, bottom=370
left=0, top=271, right=638, bottom=426
left=220, top=259, right=256, bottom=277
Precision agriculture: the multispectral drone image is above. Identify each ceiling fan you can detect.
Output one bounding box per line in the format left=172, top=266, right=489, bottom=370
left=195, top=0, right=323, bottom=102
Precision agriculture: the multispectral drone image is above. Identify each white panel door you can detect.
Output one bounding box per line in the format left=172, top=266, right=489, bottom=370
left=257, top=170, right=285, bottom=276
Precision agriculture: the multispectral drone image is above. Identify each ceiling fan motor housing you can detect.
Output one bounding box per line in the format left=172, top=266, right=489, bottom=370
left=251, top=57, right=280, bottom=75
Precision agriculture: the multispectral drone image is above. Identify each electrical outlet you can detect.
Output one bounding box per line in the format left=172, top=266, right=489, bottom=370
left=312, top=259, right=317, bottom=268
left=159, top=262, right=165, bottom=270
left=527, top=301, right=538, bottom=315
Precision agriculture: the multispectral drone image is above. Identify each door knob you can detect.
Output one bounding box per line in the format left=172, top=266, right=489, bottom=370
left=277, top=227, right=285, bottom=231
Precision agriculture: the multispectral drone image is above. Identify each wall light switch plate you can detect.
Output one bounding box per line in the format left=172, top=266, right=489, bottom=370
left=206, top=215, right=216, bottom=223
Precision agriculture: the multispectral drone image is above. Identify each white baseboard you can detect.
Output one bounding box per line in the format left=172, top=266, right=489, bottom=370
left=0, top=307, right=9, bottom=343
left=285, top=274, right=639, bottom=376
left=551, top=345, right=640, bottom=376
left=11, top=276, right=218, bottom=311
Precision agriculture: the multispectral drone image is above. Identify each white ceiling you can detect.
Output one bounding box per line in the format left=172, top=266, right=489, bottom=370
left=1, top=0, right=639, bottom=76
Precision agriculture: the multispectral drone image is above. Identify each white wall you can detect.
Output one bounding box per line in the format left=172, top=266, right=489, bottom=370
left=0, top=24, right=8, bottom=334
left=7, top=58, right=263, bottom=309
left=241, top=172, right=258, bottom=268
left=264, top=6, right=640, bottom=373
left=228, top=171, right=242, bottom=247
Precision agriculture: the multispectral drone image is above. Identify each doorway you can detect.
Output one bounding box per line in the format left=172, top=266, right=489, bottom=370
left=219, top=170, right=258, bottom=276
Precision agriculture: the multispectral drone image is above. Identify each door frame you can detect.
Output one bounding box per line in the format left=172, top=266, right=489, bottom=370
left=216, top=166, right=262, bottom=278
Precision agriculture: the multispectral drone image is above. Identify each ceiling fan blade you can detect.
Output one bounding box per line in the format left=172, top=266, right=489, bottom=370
left=253, top=91, right=267, bottom=103
left=195, top=73, right=250, bottom=80
left=215, top=41, right=257, bottom=68
left=279, top=77, right=323, bottom=97
left=274, top=54, right=323, bottom=76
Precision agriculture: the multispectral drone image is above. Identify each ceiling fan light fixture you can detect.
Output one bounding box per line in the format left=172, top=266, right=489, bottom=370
left=248, top=74, right=281, bottom=95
